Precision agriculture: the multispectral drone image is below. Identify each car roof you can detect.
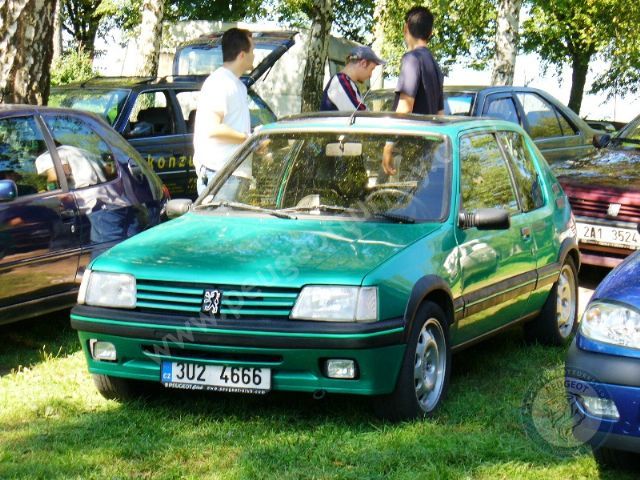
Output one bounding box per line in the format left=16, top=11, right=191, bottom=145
left=179, top=30, right=298, bottom=48
left=369, top=85, right=550, bottom=95
left=51, top=75, right=207, bottom=90
left=0, top=104, right=106, bottom=123
left=263, top=111, right=523, bottom=134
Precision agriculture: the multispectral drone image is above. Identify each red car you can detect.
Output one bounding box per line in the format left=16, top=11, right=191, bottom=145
left=554, top=115, right=640, bottom=267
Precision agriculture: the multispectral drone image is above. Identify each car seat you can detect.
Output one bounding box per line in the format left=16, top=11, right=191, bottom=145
left=137, top=107, right=173, bottom=136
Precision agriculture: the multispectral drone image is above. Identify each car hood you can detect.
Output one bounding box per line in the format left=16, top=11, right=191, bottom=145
left=92, top=213, right=439, bottom=287
left=554, top=148, right=640, bottom=191
left=593, top=250, right=640, bottom=306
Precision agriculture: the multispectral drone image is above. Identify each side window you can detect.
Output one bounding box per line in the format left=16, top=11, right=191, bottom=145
left=555, top=109, right=577, bottom=136
left=460, top=133, right=519, bottom=214
left=483, top=96, right=520, bottom=124
left=249, top=93, right=277, bottom=129
left=176, top=90, right=200, bottom=133
left=517, top=93, right=564, bottom=139
left=127, top=91, right=175, bottom=137
left=498, top=131, right=544, bottom=211
left=0, top=116, right=53, bottom=195
left=43, top=115, right=118, bottom=190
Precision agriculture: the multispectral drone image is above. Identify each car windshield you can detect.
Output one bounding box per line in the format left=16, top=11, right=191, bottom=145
left=613, top=116, right=640, bottom=147
left=444, top=92, right=475, bottom=115
left=365, top=90, right=475, bottom=116
left=198, top=131, right=451, bottom=223
left=48, top=88, right=130, bottom=126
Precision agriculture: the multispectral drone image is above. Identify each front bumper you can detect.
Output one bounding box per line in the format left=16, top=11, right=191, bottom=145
left=565, top=340, right=640, bottom=453
left=72, top=305, right=406, bottom=396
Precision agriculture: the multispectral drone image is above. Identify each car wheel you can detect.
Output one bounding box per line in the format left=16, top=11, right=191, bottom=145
left=92, top=374, right=153, bottom=401
left=373, top=302, right=451, bottom=421
left=525, top=257, right=578, bottom=346
left=593, top=446, right=640, bottom=471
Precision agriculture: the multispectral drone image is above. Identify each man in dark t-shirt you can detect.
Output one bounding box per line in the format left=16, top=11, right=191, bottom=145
left=384, top=6, right=444, bottom=174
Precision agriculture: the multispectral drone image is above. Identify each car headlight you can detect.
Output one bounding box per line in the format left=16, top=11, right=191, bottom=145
left=580, top=301, right=640, bottom=349
left=290, top=286, right=377, bottom=322
left=78, top=269, right=136, bottom=309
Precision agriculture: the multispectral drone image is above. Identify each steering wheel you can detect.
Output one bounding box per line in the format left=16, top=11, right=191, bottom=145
left=365, top=188, right=411, bottom=204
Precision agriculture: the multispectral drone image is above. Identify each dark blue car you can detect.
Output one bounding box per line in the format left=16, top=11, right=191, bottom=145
left=0, top=105, right=167, bottom=325
left=566, top=240, right=640, bottom=469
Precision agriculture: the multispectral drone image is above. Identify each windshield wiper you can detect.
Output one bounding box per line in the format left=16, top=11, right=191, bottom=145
left=369, top=212, right=416, bottom=224
left=195, top=201, right=295, bottom=219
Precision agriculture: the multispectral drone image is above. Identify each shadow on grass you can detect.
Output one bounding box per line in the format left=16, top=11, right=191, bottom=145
left=2, top=328, right=635, bottom=479
left=0, top=310, right=79, bottom=376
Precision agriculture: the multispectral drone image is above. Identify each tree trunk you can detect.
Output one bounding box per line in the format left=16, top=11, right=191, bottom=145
left=491, top=0, right=522, bottom=86
left=371, top=0, right=386, bottom=90
left=52, top=0, right=62, bottom=62
left=300, top=0, right=333, bottom=112
left=568, top=53, right=590, bottom=114
left=0, top=0, right=56, bottom=104
left=136, top=0, right=165, bottom=77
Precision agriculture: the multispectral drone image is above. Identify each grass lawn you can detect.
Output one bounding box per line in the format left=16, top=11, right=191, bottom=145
left=0, top=312, right=633, bottom=480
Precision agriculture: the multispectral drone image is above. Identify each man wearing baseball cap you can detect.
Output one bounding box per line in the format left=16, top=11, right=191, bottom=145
left=320, top=46, right=385, bottom=111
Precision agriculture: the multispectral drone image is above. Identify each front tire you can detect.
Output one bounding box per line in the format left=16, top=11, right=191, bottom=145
left=373, top=302, right=451, bottom=421
left=525, top=257, right=578, bottom=346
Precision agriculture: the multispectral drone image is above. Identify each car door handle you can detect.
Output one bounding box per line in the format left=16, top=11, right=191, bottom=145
left=521, top=227, right=531, bottom=240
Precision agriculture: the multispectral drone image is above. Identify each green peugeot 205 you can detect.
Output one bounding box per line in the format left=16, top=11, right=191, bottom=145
left=72, top=112, right=580, bottom=420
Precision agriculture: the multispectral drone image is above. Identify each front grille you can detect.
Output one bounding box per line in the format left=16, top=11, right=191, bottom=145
left=135, top=279, right=299, bottom=318
left=568, top=197, right=640, bottom=223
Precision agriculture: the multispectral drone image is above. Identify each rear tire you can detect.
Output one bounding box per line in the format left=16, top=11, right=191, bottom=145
left=373, top=302, right=451, bottom=422
left=92, top=374, right=153, bottom=401
left=525, top=257, right=578, bottom=346
left=593, top=446, right=640, bottom=471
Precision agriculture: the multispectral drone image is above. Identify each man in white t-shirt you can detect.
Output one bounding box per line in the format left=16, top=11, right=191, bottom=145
left=193, top=28, right=255, bottom=195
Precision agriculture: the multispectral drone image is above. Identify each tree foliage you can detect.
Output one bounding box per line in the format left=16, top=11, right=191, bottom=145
left=60, top=0, right=111, bottom=57
left=522, top=0, right=640, bottom=113
left=50, top=49, right=98, bottom=86
left=378, top=0, right=495, bottom=76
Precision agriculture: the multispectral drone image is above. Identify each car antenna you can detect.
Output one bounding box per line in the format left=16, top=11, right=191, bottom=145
left=348, top=66, right=384, bottom=126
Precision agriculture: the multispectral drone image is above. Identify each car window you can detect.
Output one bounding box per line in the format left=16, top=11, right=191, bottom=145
left=497, top=131, right=544, bottom=212
left=556, top=110, right=577, bottom=136
left=43, top=115, right=118, bottom=190
left=517, top=93, right=564, bottom=139
left=483, top=96, right=519, bottom=124
left=48, top=88, right=130, bottom=126
left=0, top=116, right=52, bottom=195
left=126, top=91, right=175, bottom=138
left=200, top=132, right=451, bottom=222
left=459, top=132, right=519, bottom=214
left=248, top=93, right=277, bottom=128
left=176, top=90, right=199, bottom=133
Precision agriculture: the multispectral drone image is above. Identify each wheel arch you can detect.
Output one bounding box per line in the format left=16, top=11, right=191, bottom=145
left=559, top=237, right=580, bottom=271
left=403, top=275, right=455, bottom=342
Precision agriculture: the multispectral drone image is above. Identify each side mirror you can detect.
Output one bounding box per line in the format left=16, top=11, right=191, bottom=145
left=0, top=179, right=18, bottom=202
left=459, top=208, right=510, bottom=230
left=592, top=133, right=611, bottom=149
left=126, top=121, right=153, bottom=139
left=166, top=199, right=192, bottom=219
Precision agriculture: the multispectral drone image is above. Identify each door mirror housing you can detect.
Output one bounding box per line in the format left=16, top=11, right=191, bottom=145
left=592, top=133, right=611, bottom=149
left=459, top=208, right=510, bottom=230
left=0, top=179, right=18, bottom=202
left=166, top=199, right=193, bottom=219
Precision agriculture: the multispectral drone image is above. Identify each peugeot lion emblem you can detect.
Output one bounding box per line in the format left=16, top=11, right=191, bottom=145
left=202, top=289, right=222, bottom=315
left=607, top=203, right=622, bottom=217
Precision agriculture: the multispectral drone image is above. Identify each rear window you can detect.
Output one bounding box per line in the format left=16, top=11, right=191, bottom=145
left=444, top=92, right=475, bottom=116
left=175, top=44, right=278, bottom=76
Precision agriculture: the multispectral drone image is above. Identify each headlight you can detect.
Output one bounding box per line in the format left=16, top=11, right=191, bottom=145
left=580, top=301, right=640, bottom=349
left=78, top=270, right=136, bottom=309
left=290, top=286, right=377, bottom=322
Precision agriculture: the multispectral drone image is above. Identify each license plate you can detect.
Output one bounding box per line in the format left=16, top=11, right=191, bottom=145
left=577, top=222, right=640, bottom=250
left=161, top=361, right=271, bottom=394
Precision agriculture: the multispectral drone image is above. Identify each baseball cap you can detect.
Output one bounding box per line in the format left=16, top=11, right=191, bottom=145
left=348, top=46, right=386, bottom=65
